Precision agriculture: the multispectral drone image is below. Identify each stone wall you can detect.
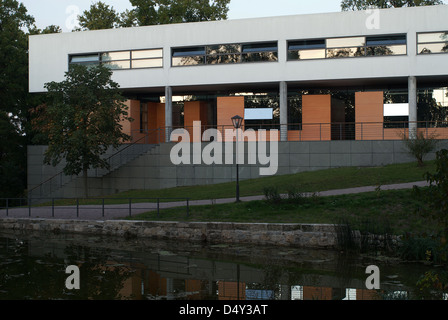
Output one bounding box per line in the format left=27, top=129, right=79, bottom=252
left=0, top=218, right=338, bottom=249
left=28, top=140, right=448, bottom=199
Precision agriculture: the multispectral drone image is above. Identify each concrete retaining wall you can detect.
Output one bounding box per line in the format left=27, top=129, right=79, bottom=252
left=28, top=140, right=448, bottom=198
left=0, top=218, right=338, bottom=249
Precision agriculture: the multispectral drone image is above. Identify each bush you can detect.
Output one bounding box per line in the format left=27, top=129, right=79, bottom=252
left=402, top=131, right=439, bottom=167
left=263, top=186, right=282, bottom=204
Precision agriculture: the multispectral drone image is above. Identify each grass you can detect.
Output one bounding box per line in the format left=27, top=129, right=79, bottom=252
left=126, top=187, right=442, bottom=236
left=108, top=160, right=435, bottom=201
left=38, top=160, right=435, bottom=207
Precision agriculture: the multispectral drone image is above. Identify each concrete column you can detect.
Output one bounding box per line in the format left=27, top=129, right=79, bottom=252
left=408, top=76, right=418, bottom=138
left=279, top=81, right=288, bottom=141
left=165, top=86, right=173, bottom=142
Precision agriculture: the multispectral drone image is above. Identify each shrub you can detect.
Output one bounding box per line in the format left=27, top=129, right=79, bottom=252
left=402, top=131, right=439, bottom=167
left=263, top=186, right=282, bottom=204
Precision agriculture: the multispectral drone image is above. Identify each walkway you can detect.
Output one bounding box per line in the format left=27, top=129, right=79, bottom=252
left=0, top=181, right=429, bottom=221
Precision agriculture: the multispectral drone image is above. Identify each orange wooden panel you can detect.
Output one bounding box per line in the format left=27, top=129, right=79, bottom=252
left=217, top=96, right=245, bottom=141
left=302, top=95, right=331, bottom=141
left=184, top=101, right=209, bottom=142
left=417, top=127, right=448, bottom=139
left=288, top=130, right=301, bottom=141
left=355, top=92, right=384, bottom=140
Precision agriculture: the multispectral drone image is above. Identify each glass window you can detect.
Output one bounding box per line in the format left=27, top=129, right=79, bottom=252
left=207, top=44, right=241, bottom=55
left=132, top=58, right=163, bottom=68
left=326, top=37, right=365, bottom=48
left=242, top=51, right=278, bottom=62
left=366, top=35, right=406, bottom=46
left=366, top=45, right=406, bottom=56
left=206, top=54, right=241, bottom=64
left=418, top=43, right=448, bottom=54
left=101, top=51, right=130, bottom=61
left=102, top=60, right=131, bottom=69
left=172, top=47, right=206, bottom=57
left=242, top=42, right=277, bottom=53
left=70, top=54, right=100, bottom=64
left=296, top=49, right=326, bottom=60
left=327, top=47, right=365, bottom=58
left=132, top=49, right=163, bottom=59
left=418, top=32, right=448, bottom=44
left=288, top=39, right=325, bottom=50
left=172, top=56, right=205, bottom=66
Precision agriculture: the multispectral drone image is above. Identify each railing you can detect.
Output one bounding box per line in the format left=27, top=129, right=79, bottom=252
left=27, top=133, right=158, bottom=200
left=0, top=197, right=190, bottom=220
left=132, top=121, right=448, bottom=144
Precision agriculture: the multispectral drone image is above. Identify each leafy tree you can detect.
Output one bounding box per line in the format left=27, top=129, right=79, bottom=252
left=75, top=1, right=120, bottom=31
left=125, top=0, right=231, bottom=26
left=414, top=149, right=448, bottom=239
left=341, top=0, right=443, bottom=10
left=0, top=0, right=36, bottom=197
left=38, top=64, right=132, bottom=198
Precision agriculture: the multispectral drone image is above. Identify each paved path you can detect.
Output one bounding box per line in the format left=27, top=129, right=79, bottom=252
left=0, top=181, right=429, bottom=221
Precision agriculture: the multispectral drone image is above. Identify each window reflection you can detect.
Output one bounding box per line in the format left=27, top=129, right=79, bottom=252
left=327, top=47, right=365, bottom=58
left=132, top=58, right=163, bottom=68
left=69, top=48, right=163, bottom=70
left=326, top=37, right=365, bottom=49
left=418, top=32, right=448, bottom=55
left=288, top=34, right=406, bottom=61
left=172, top=42, right=278, bottom=66
left=101, top=51, right=130, bottom=61
left=102, top=60, right=130, bottom=69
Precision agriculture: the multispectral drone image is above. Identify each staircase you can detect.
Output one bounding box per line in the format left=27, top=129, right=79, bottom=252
left=27, top=135, right=158, bottom=200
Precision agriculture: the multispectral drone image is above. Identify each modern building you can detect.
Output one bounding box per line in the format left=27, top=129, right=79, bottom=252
left=27, top=5, right=448, bottom=198
left=29, top=5, right=448, bottom=143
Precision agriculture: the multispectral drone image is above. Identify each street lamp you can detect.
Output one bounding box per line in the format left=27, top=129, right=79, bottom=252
left=231, top=115, right=243, bottom=202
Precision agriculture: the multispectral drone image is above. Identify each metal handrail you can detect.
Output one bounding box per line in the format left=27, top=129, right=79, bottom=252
left=0, top=197, right=190, bottom=219
left=27, top=133, right=156, bottom=199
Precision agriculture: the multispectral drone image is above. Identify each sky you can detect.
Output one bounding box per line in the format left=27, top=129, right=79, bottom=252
left=20, top=0, right=343, bottom=32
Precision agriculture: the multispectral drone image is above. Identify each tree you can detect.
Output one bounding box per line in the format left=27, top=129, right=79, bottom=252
left=75, top=1, right=119, bottom=31
left=341, top=0, right=443, bottom=10
left=38, top=64, right=132, bottom=198
left=414, top=149, right=448, bottom=239
left=401, top=131, right=439, bottom=167
left=0, top=0, right=36, bottom=197
left=126, top=0, right=231, bottom=26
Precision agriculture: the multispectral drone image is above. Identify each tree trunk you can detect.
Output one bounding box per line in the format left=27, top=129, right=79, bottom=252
left=83, top=167, right=89, bottom=198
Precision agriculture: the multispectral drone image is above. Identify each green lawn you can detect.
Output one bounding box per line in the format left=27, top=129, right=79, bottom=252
left=127, top=188, right=439, bottom=236
left=112, top=160, right=435, bottom=202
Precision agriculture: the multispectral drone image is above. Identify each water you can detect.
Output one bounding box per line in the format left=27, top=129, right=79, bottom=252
left=0, top=229, right=445, bottom=301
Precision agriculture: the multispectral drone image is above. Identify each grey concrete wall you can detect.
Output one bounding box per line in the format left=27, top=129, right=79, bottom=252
left=27, top=140, right=448, bottom=199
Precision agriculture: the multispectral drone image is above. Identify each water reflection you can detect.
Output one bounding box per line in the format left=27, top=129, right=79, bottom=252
left=0, top=230, right=445, bottom=300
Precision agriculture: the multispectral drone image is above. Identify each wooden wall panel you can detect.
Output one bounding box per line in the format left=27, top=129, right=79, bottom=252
left=355, top=91, right=384, bottom=140
left=184, top=101, right=209, bottom=142
left=302, top=95, right=331, bottom=141
left=217, top=96, right=245, bottom=141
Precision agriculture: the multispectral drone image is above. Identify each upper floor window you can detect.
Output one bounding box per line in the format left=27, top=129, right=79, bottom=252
left=69, top=48, right=163, bottom=70
left=288, top=34, right=407, bottom=61
left=418, top=32, right=448, bottom=55
left=172, top=41, right=278, bottom=67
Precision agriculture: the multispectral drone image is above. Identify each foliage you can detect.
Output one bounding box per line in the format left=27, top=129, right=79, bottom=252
left=76, top=0, right=231, bottom=30
left=36, top=64, right=132, bottom=197
left=401, top=131, right=439, bottom=167
left=341, top=0, right=443, bottom=10
left=76, top=1, right=120, bottom=31
left=263, top=186, right=282, bottom=204
left=414, top=149, right=448, bottom=237
left=415, top=271, right=448, bottom=300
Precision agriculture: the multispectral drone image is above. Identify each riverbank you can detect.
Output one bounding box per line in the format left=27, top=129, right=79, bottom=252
left=0, top=218, right=341, bottom=249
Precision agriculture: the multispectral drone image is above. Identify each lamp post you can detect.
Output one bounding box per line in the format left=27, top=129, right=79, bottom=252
left=231, top=115, right=243, bottom=203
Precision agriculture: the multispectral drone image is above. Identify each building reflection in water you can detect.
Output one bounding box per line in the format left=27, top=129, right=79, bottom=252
left=0, top=232, right=441, bottom=301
